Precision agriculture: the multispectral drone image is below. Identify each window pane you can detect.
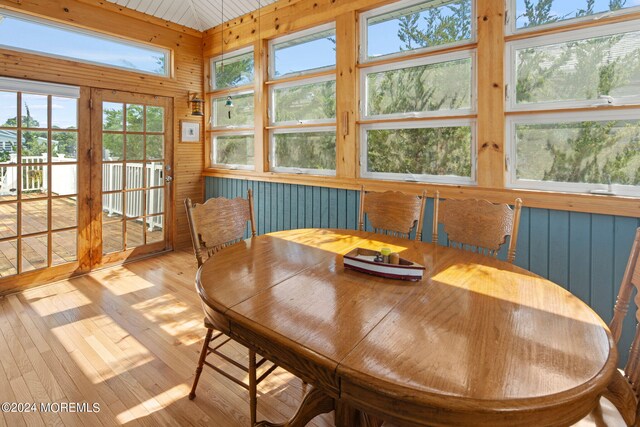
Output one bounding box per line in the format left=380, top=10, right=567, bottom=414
left=367, top=57, right=472, bottom=117
left=22, top=235, right=47, bottom=272
left=273, top=80, right=336, bottom=123
left=52, top=197, right=77, bottom=230
left=52, top=229, right=77, bottom=265
left=146, top=188, right=164, bottom=215
left=102, top=220, right=123, bottom=254
left=515, top=119, right=640, bottom=186
left=103, top=134, right=124, bottom=160
left=147, top=162, right=164, bottom=187
left=126, top=219, right=144, bottom=248
left=0, top=12, right=169, bottom=75
left=21, top=94, right=48, bottom=128
left=51, top=164, right=77, bottom=196
left=213, top=93, right=254, bottom=128
left=0, top=239, right=17, bottom=277
left=22, top=199, right=48, bottom=235
left=273, top=28, right=336, bottom=78
left=52, top=131, right=77, bottom=159
left=213, top=50, right=254, bottom=89
left=515, top=0, right=639, bottom=30
left=0, top=92, right=17, bottom=127
left=213, top=135, right=255, bottom=166
left=0, top=202, right=17, bottom=238
left=0, top=166, right=18, bottom=201
left=103, top=164, right=123, bottom=192
left=126, top=134, right=144, bottom=160
left=366, top=0, right=472, bottom=59
left=146, top=215, right=164, bottom=244
left=103, top=193, right=124, bottom=221
left=21, top=164, right=47, bottom=198
left=0, top=130, right=17, bottom=163
left=146, top=106, right=164, bottom=132
left=146, top=135, right=163, bottom=160
left=515, top=29, right=640, bottom=106
left=51, top=97, right=77, bottom=129
left=126, top=104, right=144, bottom=132
left=126, top=190, right=143, bottom=218
left=22, top=131, right=47, bottom=157
left=366, top=126, right=472, bottom=177
left=273, top=132, right=336, bottom=170
left=103, top=103, right=124, bottom=131
left=125, top=163, right=144, bottom=190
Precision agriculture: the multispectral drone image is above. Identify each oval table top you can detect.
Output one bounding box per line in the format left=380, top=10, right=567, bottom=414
left=196, top=228, right=617, bottom=426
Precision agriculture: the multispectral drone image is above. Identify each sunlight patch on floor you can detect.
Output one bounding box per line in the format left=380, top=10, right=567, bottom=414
left=116, top=384, right=190, bottom=424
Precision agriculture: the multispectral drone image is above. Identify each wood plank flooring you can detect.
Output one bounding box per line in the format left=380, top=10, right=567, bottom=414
left=0, top=250, right=335, bottom=426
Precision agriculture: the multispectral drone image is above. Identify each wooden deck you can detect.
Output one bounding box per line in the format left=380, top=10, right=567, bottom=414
left=0, top=250, right=335, bottom=427
left=0, top=199, right=163, bottom=277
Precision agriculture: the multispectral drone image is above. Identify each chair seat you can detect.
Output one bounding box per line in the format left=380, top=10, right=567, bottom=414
left=573, top=397, right=627, bottom=427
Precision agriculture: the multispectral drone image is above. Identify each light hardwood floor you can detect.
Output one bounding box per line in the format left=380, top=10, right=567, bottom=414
left=0, top=250, right=335, bottom=427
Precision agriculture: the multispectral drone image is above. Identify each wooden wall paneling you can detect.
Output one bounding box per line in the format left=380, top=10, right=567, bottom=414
left=256, top=39, right=268, bottom=173
left=77, top=86, right=93, bottom=272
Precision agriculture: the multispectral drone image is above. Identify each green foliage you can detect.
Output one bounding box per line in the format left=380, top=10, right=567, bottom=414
left=102, top=104, right=164, bottom=160
left=215, top=53, right=254, bottom=89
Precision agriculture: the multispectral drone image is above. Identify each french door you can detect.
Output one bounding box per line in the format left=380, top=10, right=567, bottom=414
left=90, top=89, right=173, bottom=267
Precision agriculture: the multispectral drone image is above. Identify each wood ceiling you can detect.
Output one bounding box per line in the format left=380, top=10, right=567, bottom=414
left=104, top=0, right=278, bottom=31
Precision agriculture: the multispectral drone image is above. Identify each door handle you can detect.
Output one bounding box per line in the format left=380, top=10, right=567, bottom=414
left=165, top=176, right=173, bottom=183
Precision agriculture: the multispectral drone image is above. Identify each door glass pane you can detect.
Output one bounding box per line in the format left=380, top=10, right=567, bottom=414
left=103, top=134, right=124, bottom=160
left=22, top=199, right=48, bottom=234
left=126, top=134, right=144, bottom=160
left=0, top=202, right=17, bottom=238
left=22, top=131, right=47, bottom=157
left=21, top=164, right=47, bottom=198
left=52, top=131, right=78, bottom=159
left=125, top=163, right=144, bottom=190
left=51, top=97, right=77, bottom=129
left=146, top=135, right=163, bottom=160
left=52, top=197, right=77, bottom=230
left=146, top=215, right=164, bottom=244
left=102, top=220, right=123, bottom=254
left=146, top=106, right=164, bottom=132
left=21, top=94, right=48, bottom=128
left=0, top=130, right=18, bottom=163
left=103, top=193, right=123, bottom=222
left=22, top=235, right=47, bottom=271
left=147, top=162, right=164, bottom=187
left=0, top=166, right=18, bottom=201
left=0, top=239, right=17, bottom=277
left=126, top=219, right=144, bottom=248
left=52, top=229, right=77, bottom=265
left=0, top=92, right=17, bottom=127
left=126, top=190, right=143, bottom=218
left=103, top=163, right=123, bottom=192
left=51, top=164, right=77, bottom=196
left=126, top=104, right=144, bottom=132
left=146, top=188, right=164, bottom=215
left=103, top=103, right=124, bottom=131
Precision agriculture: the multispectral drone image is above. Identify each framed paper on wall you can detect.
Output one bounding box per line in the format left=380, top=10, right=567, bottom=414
left=181, top=120, right=200, bottom=142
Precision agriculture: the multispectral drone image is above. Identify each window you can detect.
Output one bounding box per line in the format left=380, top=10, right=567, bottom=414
left=508, top=0, right=640, bottom=34
left=209, top=47, right=255, bottom=170
left=506, top=20, right=640, bottom=195
left=360, top=0, right=476, bottom=184
left=268, top=25, right=337, bottom=175
left=361, top=0, right=474, bottom=62
left=0, top=10, right=170, bottom=76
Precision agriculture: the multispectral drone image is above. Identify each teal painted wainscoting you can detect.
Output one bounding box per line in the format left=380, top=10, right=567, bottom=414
left=205, top=177, right=640, bottom=366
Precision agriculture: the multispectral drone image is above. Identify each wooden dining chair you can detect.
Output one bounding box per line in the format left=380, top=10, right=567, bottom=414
left=184, top=190, right=276, bottom=426
left=573, top=227, right=640, bottom=427
left=358, top=186, right=427, bottom=240
left=432, top=191, right=523, bottom=263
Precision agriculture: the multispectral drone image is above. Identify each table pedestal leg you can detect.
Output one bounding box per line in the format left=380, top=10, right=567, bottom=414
left=255, top=386, right=334, bottom=427
left=335, top=402, right=384, bottom=427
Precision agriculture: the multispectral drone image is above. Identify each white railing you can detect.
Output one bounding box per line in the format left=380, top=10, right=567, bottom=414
left=0, top=155, right=164, bottom=231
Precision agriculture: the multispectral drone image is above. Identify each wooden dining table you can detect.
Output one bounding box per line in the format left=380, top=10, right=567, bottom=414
left=195, top=228, right=617, bottom=427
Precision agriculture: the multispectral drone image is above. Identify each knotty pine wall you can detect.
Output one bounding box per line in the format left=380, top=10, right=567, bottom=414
left=0, top=0, right=204, bottom=250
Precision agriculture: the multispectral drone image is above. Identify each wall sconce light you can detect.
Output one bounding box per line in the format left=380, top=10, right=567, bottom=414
left=189, top=92, right=204, bottom=116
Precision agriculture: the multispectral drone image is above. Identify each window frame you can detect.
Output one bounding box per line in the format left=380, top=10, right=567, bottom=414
left=269, top=127, right=337, bottom=176
left=210, top=130, right=256, bottom=171
left=505, top=0, right=640, bottom=36
left=268, top=22, right=336, bottom=80
left=505, top=20, right=640, bottom=112
left=360, top=119, right=477, bottom=185
left=505, top=109, right=640, bottom=197
left=209, top=45, right=255, bottom=91
left=0, top=10, right=171, bottom=77
left=210, top=89, right=255, bottom=131
left=359, top=0, right=476, bottom=64
left=360, top=49, right=477, bottom=120
left=269, top=74, right=337, bottom=126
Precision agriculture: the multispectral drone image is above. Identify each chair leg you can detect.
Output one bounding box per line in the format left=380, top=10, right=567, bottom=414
left=249, top=349, right=257, bottom=426
left=189, top=327, right=214, bottom=400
